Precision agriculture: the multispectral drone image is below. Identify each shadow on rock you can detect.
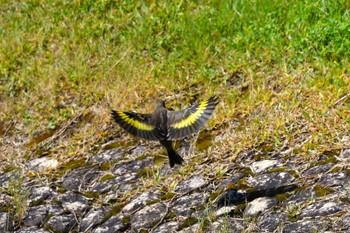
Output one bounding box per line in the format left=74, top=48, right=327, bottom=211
left=217, top=184, right=298, bottom=208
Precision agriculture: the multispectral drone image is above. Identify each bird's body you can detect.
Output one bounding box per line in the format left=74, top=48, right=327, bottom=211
left=111, top=96, right=218, bottom=167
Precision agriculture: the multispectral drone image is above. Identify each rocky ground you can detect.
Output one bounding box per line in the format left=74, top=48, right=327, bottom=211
left=1, top=140, right=349, bottom=233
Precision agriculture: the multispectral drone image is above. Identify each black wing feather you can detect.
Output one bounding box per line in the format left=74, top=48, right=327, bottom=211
left=111, top=110, right=160, bottom=141
left=167, top=96, right=219, bottom=140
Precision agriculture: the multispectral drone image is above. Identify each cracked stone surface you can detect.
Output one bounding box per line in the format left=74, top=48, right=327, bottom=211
left=258, top=212, right=287, bottom=232
left=153, top=221, right=179, bottom=232
left=171, top=192, right=208, bottom=216
left=131, top=202, right=167, bottom=231
left=88, top=172, right=138, bottom=193
left=0, top=171, right=14, bottom=187
left=286, top=187, right=314, bottom=205
left=300, top=201, right=345, bottom=217
left=179, top=223, right=200, bottom=233
left=93, top=215, right=125, bottom=233
left=339, top=148, right=350, bottom=160
left=15, top=227, right=51, bottom=233
left=338, top=213, right=350, bottom=231
left=22, top=202, right=65, bottom=227
left=112, top=157, right=154, bottom=175
left=27, top=157, right=58, bottom=171
left=23, top=205, right=49, bottom=227
left=215, top=206, right=237, bottom=217
left=175, top=176, right=207, bottom=193
left=122, top=190, right=161, bottom=215
left=244, top=197, right=278, bottom=217
left=80, top=208, right=108, bottom=232
left=305, top=163, right=334, bottom=176
left=44, top=214, right=76, bottom=232
left=1, top=145, right=350, bottom=232
left=209, top=218, right=245, bottom=232
left=0, top=212, right=13, bottom=232
left=218, top=173, right=245, bottom=189
left=62, top=166, right=102, bottom=191
left=89, top=147, right=124, bottom=163
left=250, top=159, right=279, bottom=174
left=58, top=191, right=90, bottom=214
left=247, top=172, right=294, bottom=189
left=27, top=186, right=55, bottom=205
left=319, top=172, right=350, bottom=187
left=282, top=220, right=327, bottom=232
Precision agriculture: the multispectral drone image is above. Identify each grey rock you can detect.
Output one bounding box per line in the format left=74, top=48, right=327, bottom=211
left=217, top=173, right=245, bottom=190
left=300, top=201, right=346, bottom=217
left=171, top=192, right=208, bottom=217
left=305, top=163, right=334, bottom=176
left=0, top=172, right=13, bottom=187
left=188, top=208, right=206, bottom=219
left=175, top=176, right=207, bottom=193
left=80, top=208, right=108, bottom=232
left=93, top=215, right=124, bottom=233
left=27, top=157, right=58, bottom=171
left=89, top=148, right=124, bottom=163
left=46, top=203, right=65, bottom=215
left=23, top=205, right=49, bottom=226
left=117, top=182, right=140, bottom=194
left=22, top=203, right=64, bottom=226
left=15, top=227, right=51, bottom=233
left=283, top=220, right=326, bottom=233
left=244, top=197, right=278, bottom=217
left=318, top=154, right=331, bottom=161
left=122, top=190, right=161, bottom=215
left=258, top=212, right=287, bottom=232
left=0, top=212, right=14, bottom=232
left=178, top=223, right=200, bottom=233
left=89, top=172, right=138, bottom=194
left=27, top=186, right=54, bottom=206
left=131, top=202, right=167, bottom=231
left=153, top=221, right=179, bottom=232
left=250, top=160, right=279, bottom=174
left=8, top=140, right=350, bottom=233
left=62, top=166, right=102, bottom=191
left=247, top=172, right=294, bottom=190
left=86, top=158, right=153, bottom=194
left=215, top=206, right=237, bottom=217
left=319, top=172, right=350, bottom=187
left=338, top=213, right=350, bottom=231
left=58, top=191, right=89, bottom=214
left=209, top=218, right=245, bottom=233
left=0, top=194, right=12, bottom=209
left=339, top=148, right=350, bottom=160
left=286, top=187, right=314, bottom=205
left=130, top=145, right=149, bottom=158
left=44, top=214, right=76, bottom=233
left=112, top=157, right=153, bottom=175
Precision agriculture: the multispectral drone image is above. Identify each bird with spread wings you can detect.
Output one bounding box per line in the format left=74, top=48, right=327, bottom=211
left=111, top=96, right=219, bottom=167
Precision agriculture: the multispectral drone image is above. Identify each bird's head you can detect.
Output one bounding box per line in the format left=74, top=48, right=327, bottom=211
left=155, top=99, right=166, bottom=108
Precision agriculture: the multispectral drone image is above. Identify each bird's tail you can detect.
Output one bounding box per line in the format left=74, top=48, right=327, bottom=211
left=160, top=140, right=184, bottom=167
left=168, top=149, right=184, bottom=168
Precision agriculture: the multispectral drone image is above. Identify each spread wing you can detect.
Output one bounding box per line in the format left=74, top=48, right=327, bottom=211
left=111, top=110, right=160, bottom=140
left=167, top=96, right=219, bottom=140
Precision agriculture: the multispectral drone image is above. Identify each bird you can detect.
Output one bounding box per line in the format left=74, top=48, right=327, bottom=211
left=111, top=96, right=219, bottom=167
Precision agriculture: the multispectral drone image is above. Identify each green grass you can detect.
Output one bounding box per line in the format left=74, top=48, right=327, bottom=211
left=1, top=0, right=350, bottom=224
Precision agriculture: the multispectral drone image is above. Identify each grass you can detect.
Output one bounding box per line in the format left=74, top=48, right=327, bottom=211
left=1, top=0, right=350, bottom=226
left=0, top=169, right=28, bottom=223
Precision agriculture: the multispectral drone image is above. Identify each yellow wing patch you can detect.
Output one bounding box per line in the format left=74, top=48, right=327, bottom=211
left=118, top=112, right=154, bottom=131
left=171, top=100, right=209, bottom=129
